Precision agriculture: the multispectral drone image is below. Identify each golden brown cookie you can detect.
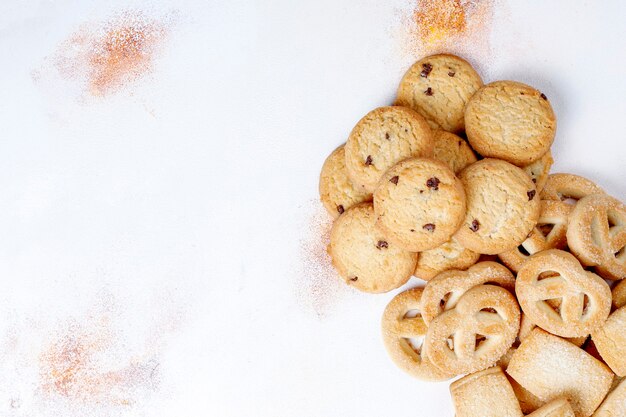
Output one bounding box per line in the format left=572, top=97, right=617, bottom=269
left=507, top=328, right=613, bottom=417
left=395, top=54, right=483, bottom=133
left=523, top=151, right=554, bottom=192
left=519, top=313, right=587, bottom=347
left=413, top=237, right=480, bottom=281
left=515, top=249, right=611, bottom=338
left=450, top=367, right=523, bottom=417
left=421, top=261, right=516, bottom=324
left=381, top=287, right=455, bottom=381
left=345, top=106, right=433, bottom=193
left=374, top=157, right=466, bottom=252
left=432, top=130, right=478, bottom=174
left=540, top=173, right=604, bottom=203
left=593, top=377, right=626, bottom=417
left=526, top=398, right=575, bottom=417
left=328, top=203, right=417, bottom=293
left=612, top=279, right=626, bottom=310
left=567, top=193, right=626, bottom=280
left=499, top=200, right=571, bottom=272
left=423, top=285, right=520, bottom=374
left=465, top=81, right=556, bottom=166
left=455, top=158, right=541, bottom=254
left=319, top=145, right=372, bottom=218
left=592, top=306, right=626, bottom=376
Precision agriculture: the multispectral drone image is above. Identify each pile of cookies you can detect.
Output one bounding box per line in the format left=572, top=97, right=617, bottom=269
left=318, top=54, right=626, bottom=417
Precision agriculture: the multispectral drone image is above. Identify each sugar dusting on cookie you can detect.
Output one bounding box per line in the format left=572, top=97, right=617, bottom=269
left=399, top=0, right=494, bottom=69
left=38, top=10, right=171, bottom=97
left=296, top=202, right=352, bottom=318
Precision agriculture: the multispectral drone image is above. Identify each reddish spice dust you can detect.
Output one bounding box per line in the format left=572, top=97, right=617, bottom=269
left=38, top=319, right=159, bottom=406
left=53, top=11, right=168, bottom=97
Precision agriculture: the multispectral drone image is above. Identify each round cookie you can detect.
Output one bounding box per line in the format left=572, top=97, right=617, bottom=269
left=432, top=130, right=478, bottom=175
left=522, top=151, right=553, bottom=192
left=395, top=54, right=483, bottom=133
left=413, top=237, right=480, bottom=281
left=319, top=145, right=372, bottom=218
left=540, top=173, right=604, bottom=203
left=328, top=203, right=417, bottom=293
left=454, top=158, right=541, bottom=255
left=465, top=81, right=556, bottom=166
left=345, top=106, right=433, bottom=193
left=374, top=157, right=466, bottom=252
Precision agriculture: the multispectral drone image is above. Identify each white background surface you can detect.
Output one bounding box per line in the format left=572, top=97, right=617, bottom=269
left=0, top=1, right=625, bottom=416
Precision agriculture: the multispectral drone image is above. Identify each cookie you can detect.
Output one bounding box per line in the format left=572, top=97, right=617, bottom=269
left=592, top=306, right=626, bottom=376
left=507, top=328, right=614, bottom=417
left=499, top=200, right=571, bottom=272
left=374, top=157, right=466, bottom=252
left=593, top=377, right=626, bottom=417
left=423, top=285, right=520, bottom=375
left=395, top=54, right=483, bottom=133
left=519, top=313, right=587, bottom=348
left=345, top=106, right=433, bottom=193
left=612, top=279, right=626, bottom=310
left=421, top=261, right=516, bottom=325
left=523, top=151, right=554, bottom=192
left=515, top=249, right=611, bottom=338
left=566, top=193, right=626, bottom=280
left=328, top=203, right=417, bottom=293
left=526, top=398, right=575, bottom=417
left=381, top=287, right=455, bottom=381
left=540, top=173, right=604, bottom=203
left=432, top=130, right=478, bottom=174
left=450, top=367, right=523, bottom=417
left=454, top=158, right=541, bottom=255
left=413, top=237, right=480, bottom=281
left=465, top=81, right=556, bottom=166
left=319, top=145, right=372, bottom=218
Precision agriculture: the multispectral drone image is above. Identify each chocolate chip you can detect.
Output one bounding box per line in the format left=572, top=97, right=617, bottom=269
left=527, top=190, right=536, bottom=201
left=419, top=190, right=424, bottom=194
left=365, top=155, right=373, bottom=166
left=423, top=223, right=436, bottom=232
left=385, top=132, right=390, bottom=140
left=470, top=219, right=480, bottom=232
left=420, top=63, right=433, bottom=78
left=532, top=178, right=537, bottom=183
left=540, top=93, right=547, bottom=100
left=448, top=71, right=455, bottom=77
left=424, top=87, right=433, bottom=96
left=390, top=176, right=399, bottom=185
left=376, top=240, right=388, bottom=249
left=349, top=276, right=358, bottom=281
left=410, top=229, right=415, bottom=232
left=337, top=205, right=345, bottom=214
left=426, top=177, right=440, bottom=190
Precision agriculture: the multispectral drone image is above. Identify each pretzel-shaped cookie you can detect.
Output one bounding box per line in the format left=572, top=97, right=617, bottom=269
left=499, top=200, right=571, bottom=272
left=516, top=249, right=611, bottom=337
left=567, top=193, right=626, bottom=280
left=423, top=284, right=520, bottom=375
left=381, top=288, right=455, bottom=381
left=540, top=173, right=604, bottom=203
left=421, top=262, right=515, bottom=325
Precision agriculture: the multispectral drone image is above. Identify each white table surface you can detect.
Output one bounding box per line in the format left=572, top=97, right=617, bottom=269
left=0, top=1, right=624, bottom=416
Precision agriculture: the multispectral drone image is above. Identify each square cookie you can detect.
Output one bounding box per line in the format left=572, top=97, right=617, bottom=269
left=450, top=366, right=523, bottom=417
left=592, top=306, right=626, bottom=376
left=507, top=329, right=613, bottom=417
left=593, top=377, right=626, bottom=417
left=527, top=398, right=575, bottom=417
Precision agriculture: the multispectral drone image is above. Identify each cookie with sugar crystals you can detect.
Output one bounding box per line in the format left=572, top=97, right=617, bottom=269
left=319, top=145, right=372, bottom=218
left=413, top=237, right=479, bottom=281
left=374, top=157, right=466, bottom=252
left=454, top=158, right=541, bottom=255
left=540, top=173, right=604, bottom=203
left=432, top=130, right=478, bottom=175
left=592, top=306, right=626, bottom=376
left=345, top=106, right=433, bottom=193
left=526, top=398, right=575, bottom=417
left=465, top=81, right=556, bottom=166
left=593, top=377, right=626, bottom=417
left=396, top=54, right=483, bottom=133
left=328, top=203, right=417, bottom=293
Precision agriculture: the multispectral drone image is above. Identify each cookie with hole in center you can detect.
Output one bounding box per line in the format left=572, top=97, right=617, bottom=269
left=396, top=54, right=483, bottom=133
left=328, top=203, right=417, bottom=293
left=345, top=106, right=433, bottom=193
left=454, top=158, right=541, bottom=255
left=319, top=145, right=372, bottom=218
left=374, top=157, right=466, bottom=252
left=465, top=81, right=556, bottom=166
left=432, top=130, right=478, bottom=175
